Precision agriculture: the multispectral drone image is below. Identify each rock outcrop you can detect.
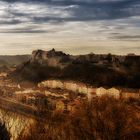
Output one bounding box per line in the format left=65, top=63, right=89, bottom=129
left=30, top=48, right=71, bottom=68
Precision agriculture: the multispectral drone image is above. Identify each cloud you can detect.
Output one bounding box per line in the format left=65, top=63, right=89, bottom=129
left=0, top=0, right=139, bottom=32
left=0, top=0, right=140, bottom=24
left=111, top=35, right=140, bottom=40
left=0, top=0, right=139, bottom=55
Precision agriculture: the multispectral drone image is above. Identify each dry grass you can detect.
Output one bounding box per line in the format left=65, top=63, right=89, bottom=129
left=19, top=96, right=140, bottom=140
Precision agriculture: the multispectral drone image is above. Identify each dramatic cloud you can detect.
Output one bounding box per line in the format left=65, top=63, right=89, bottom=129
left=0, top=0, right=140, bottom=55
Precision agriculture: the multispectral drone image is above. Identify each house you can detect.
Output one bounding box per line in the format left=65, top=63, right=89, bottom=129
left=64, top=82, right=78, bottom=93
left=96, top=87, right=107, bottom=96
left=80, top=86, right=88, bottom=94
left=107, top=88, right=120, bottom=99
left=56, top=80, right=64, bottom=89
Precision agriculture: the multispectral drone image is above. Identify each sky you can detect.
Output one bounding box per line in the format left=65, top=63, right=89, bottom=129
left=0, top=0, right=140, bottom=55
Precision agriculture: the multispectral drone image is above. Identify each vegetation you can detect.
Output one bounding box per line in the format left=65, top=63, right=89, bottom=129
left=18, top=96, right=140, bottom=140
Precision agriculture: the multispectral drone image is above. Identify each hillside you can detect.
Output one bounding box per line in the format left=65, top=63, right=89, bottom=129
left=14, top=49, right=140, bottom=88
left=0, top=55, right=30, bottom=67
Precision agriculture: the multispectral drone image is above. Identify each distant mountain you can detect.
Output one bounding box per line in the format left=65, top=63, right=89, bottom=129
left=0, top=55, right=30, bottom=67
left=14, top=49, right=140, bottom=88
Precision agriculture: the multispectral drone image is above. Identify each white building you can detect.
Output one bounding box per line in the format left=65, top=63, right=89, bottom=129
left=96, top=87, right=107, bottom=96
left=107, top=88, right=120, bottom=99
